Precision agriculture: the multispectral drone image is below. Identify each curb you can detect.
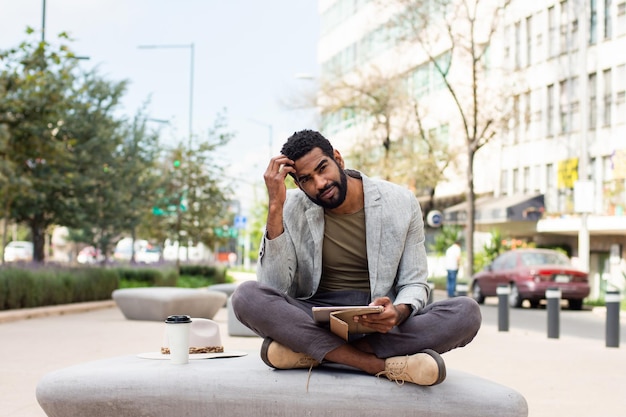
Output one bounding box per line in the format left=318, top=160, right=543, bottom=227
left=0, top=300, right=116, bottom=324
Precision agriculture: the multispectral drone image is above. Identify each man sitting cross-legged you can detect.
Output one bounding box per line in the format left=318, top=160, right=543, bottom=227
left=232, top=129, right=481, bottom=386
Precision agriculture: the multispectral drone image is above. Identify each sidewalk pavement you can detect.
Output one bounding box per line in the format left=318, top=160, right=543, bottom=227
left=1, top=272, right=624, bottom=417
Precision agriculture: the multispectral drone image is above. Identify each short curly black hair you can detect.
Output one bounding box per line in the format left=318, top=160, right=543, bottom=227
left=280, top=130, right=334, bottom=161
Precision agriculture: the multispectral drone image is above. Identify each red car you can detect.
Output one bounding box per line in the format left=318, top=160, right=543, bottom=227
left=470, top=248, right=590, bottom=310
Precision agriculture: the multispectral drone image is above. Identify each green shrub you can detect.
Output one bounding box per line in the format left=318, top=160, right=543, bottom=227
left=0, top=264, right=225, bottom=310
left=179, top=265, right=228, bottom=284
left=1, top=268, right=37, bottom=309
left=430, top=225, right=464, bottom=256
left=113, top=267, right=177, bottom=287
left=0, top=266, right=118, bottom=310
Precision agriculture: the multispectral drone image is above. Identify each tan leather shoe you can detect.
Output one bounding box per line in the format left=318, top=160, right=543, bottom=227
left=377, top=349, right=446, bottom=386
left=260, top=338, right=320, bottom=370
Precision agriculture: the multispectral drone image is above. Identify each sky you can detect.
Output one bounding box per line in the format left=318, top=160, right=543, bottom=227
left=1, top=0, right=320, bottom=216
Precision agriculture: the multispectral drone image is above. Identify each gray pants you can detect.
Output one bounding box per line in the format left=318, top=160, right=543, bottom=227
left=232, top=281, right=482, bottom=362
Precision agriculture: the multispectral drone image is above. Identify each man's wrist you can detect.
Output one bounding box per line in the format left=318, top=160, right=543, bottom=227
left=395, top=304, right=412, bottom=325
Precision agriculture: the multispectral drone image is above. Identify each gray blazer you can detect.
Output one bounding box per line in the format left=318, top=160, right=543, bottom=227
left=257, top=172, right=430, bottom=313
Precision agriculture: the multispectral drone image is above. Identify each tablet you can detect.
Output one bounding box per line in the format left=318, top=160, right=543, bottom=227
left=311, top=305, right=384, bottom=323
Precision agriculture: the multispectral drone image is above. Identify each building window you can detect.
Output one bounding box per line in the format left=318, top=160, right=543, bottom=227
left=546, top=163, right=555, bottom=189
left=320, top=0, right=365, bottom=36
left=524, top=90, right=532, bottom=139
left=590, top=157, right=597, bottom=182
left=547, top=84, right=555, bottom=136
left=603, top=68, right=612, bottom=126
left=605, top=0, right=613, bottom=39
left=526, top=16, right=533, bottom=66
left=589, top=72, right=597, bottom=130
left=560, top=1, right=568, bottom=54
left=514, top=21, right=521, bottom=69
left=513, top=94, right=520, bottom=143
left=548, top=6, right=557, bottom=57
left=501, top=170, right=509, bottom=196
left=536, top=11, right=544, bottom=62
left=616, top=65, right=625, bottom=119
left=513, top=168, right=520, bottom=194
left=410, top=52, right=450, bottom=99
left=534, top=164, right=542, bottom=193
left=618, top=2, right=626, bottom=36
left=503, top=25, right=510, bottom=63
left=559, top=78, right=578, bottom=133
left=590, top=0, right=598, bottom=44
left=560, top=0, right=579, bottom=53
left=570, top=77, right=579, bottom=130
left=533, top=89, right=543, bottom=135
left=523, top=167, right=531, bottom=193
left=412, top=65, right=430, bottom=98
left=546, top=163, right=557, bottom=212
left=559, top=80, right=569, bottom=133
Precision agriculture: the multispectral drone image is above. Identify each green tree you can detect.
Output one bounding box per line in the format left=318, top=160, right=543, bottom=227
left=430, top=224, right=463, bottom=255
left=382, top=0, right=512, bottom=277
left=0, top=32, right=87, bottom=261
left=317, top=66, right=456, bottom=206
left=0, top=32, right=141, bottom=262
left=68, top=106, right=161, bottom=262
left=148, top=112, right=234, bottom=265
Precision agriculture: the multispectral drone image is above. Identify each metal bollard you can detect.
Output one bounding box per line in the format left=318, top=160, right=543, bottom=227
left=606, top=290, right=621, bottom=348
left=456, top=282, right=468, bottom=297
left=497, top=284, right=510, bottom=332
left=546, top=287, right=561, bottom=339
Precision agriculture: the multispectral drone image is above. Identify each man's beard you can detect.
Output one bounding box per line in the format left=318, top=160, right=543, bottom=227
left=304, top=167, right=348, bottom=209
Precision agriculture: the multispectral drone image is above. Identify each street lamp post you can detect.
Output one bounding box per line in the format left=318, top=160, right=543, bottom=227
left=138, top=43, right=195, bottom=149
left=41, top=0, right=47, bottom=42
left=575, top=0, right=591, bottom=275
left=41, top=0, right=89, bottom=60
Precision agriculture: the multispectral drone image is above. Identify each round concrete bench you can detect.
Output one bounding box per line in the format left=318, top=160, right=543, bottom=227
left=205, top=284, right=258, bottom=336
left=207, top=283, right=239, bottom=307
left=226, top=296, right=259, bottom=337
left=112, top=287, right=227, bottom=321
left=36, top=353, right=528, bottom=417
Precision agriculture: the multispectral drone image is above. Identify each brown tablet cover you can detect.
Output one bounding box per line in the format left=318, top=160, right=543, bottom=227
left=329, top=306, right=383, bottom=340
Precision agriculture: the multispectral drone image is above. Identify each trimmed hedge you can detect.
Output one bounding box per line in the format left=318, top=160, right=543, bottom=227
left=0, top=264, right=228, bottom=311
left=179, top=265, right=228, bottom=284
left=116, top=267, right=178, bottom=287
left=0, top=266, right=118, bottom=310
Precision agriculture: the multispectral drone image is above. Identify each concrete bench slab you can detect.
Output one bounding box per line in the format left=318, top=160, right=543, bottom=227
left=112, top=287, right=227, bottom=321
left=36, top=353, right=528, bottom=417
left=227, top=296, right=259, bottom=337
left=207, top=282, right=239, bottom=297
left=207, top=283, right=239, bottom=307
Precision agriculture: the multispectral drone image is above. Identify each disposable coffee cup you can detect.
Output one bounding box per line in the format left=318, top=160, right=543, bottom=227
left=165, top=315, right=192, bottom=364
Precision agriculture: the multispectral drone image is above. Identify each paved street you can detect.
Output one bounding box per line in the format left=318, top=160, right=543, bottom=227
left=0, top=275, right=624, bottom=417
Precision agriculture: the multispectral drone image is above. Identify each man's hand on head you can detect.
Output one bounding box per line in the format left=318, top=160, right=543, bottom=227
left=264, top=155, right=295, bottom=202
left=264, top=155, right=295, bottom=240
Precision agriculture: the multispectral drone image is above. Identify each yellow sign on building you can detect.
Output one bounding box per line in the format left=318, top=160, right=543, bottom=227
left=557, top=158, right=578, bottom=189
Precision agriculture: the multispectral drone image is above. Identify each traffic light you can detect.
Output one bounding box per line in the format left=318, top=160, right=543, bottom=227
left=173, top=159, right=181, bottom=168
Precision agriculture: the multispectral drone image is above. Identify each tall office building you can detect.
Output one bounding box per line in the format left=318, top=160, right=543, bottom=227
left=316, top=0, right=626, bottom=298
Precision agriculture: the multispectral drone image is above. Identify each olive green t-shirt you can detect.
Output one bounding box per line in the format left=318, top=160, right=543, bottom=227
left=317, top=208, right=370, bottom=293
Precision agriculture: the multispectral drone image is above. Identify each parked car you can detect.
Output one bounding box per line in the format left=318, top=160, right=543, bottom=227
left=135, top=246, right=161, bottom=264
left=114, top=238, right=161, bottom=264
left=3, top=241, right=34, bottom=263
left=76, top=246, right=104, bottom=264
left=470, top=248, right=590, bottom=310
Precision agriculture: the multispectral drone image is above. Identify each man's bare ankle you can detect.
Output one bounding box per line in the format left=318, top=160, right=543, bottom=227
left=350, top=338, right=374, bottom=354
